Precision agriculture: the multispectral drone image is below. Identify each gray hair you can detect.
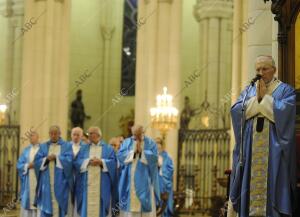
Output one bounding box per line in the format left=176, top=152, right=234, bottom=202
left=131, top=125, right=144, bottom=134
left=88, top=126, right=102, bottom=137
left=255, top=55, right=276, bottom=68
left=49, top=125, right=61, bottom=133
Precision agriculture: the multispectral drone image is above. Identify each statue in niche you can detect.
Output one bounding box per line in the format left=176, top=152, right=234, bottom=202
left=70, top=89, right=90, bottom=129
left=180, top=96, right=195, bottom=129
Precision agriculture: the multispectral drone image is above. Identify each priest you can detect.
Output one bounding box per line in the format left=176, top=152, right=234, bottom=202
left=227, top=55, right=297, bottom=217
left=34, top=126, right=73, bottom=217
left=67, top=127, right=85, bottom=217
left=73, top=126, right=116, bottom=217
left=117, top=125, right=160, bottom=217
left=17, top=131, right=40, bottom=217
left=155, top=137, right=174, bottom=217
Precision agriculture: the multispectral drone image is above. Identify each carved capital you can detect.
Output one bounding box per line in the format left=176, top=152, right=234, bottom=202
left=194, top=0, right=233, bottom=22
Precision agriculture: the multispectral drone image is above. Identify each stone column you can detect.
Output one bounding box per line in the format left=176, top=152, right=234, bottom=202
left=135, top=0, right=181, bottom=188
left=0, top=0, right=24, bottom=124
left=194, top=0, right=233, bottom=128
left=246, top=0, right=272, bottom=82
left=20, top=0, right=71, bottom=147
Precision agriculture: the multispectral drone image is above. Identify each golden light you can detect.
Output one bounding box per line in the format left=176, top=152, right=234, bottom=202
left=150, top=87, right=178, bottom=137
left=0, top=104, right=7, bottom=125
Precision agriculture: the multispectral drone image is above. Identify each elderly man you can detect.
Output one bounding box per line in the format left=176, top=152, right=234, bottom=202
left=73, top=126, right=116, bottom=217
left=117, top=125, right=160, bottom=217
left=228, top=55, right=296, bottom=217
left=155, top=137, right=174, bottom=217
left=70, top=127, right=85, bottom=158
left=17, top=131, right=40, bottom=217
left=34, top=126, right=73, bottom=217
left=67, top=127, right=85, bottom=217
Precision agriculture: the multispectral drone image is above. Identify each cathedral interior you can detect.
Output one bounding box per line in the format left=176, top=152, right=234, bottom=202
left=0, top=0, right=300, bottom=216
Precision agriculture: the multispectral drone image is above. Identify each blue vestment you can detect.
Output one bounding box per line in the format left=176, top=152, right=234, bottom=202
left=117, top=136, right=160, bottom=213
left=17, top=144, right=39, bottom=210
left=34, top=138, right=73, bottom=217
left=158, top=151, right=174, bottom=217
left=229, top=82, right=296, bottom=217
left=73, top=141, right=116, bottom=217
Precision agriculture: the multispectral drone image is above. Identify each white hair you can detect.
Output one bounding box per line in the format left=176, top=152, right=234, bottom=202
left=71, top=127, right=83, bottom=136
left=255, top=55, right=276, bottom=68
left=88, top=126, right=102, bottom=137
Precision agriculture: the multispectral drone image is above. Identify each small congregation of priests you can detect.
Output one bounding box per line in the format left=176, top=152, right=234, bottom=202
left=17, top=124, right=174, bottom=217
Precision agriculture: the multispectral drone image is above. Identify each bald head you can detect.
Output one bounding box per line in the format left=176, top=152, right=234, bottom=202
left=71, top=127, right=83, bottom=143
left=255, top=55, right=276, bottom=83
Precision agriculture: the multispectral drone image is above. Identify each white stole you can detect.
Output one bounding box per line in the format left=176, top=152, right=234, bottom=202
left=48, top=143, right=61, bottom=217
left=87, top=144, right=102, bottom=217
left=29, top=144, right=40, bottom=209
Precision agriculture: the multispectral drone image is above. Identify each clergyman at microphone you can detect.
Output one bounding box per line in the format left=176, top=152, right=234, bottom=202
left=227, top=55, right=296, bottom=217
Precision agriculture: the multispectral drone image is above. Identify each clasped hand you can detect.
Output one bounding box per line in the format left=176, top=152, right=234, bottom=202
left=89, top=157, right=103, bottom=167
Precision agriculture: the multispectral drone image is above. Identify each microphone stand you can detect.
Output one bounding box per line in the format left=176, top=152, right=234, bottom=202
left=238, top=82, right=254, bottom=216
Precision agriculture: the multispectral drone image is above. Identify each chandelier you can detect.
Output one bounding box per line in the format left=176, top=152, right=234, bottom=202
left=150, top=87, right=178, bottom=137
left=0, top=104, right=7, bottom=125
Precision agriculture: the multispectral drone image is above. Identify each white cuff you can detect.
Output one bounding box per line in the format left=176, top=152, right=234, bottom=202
left=140, top=151, right=148, bottom=165
left=259, top=95, right=274, bottom=122
left=101, top=159, right=108, bottom=172
left=159, top=167, right=163, bottom=176
left=23, top=163, right=29, bottom=175
left=246, top=96, right=259, bottom=120
left=80, top=158, right=90, bottom=173
left=56, top=157, right=63, bottom=169
left=227, top=199, right=237, bottom=217
left=124, top=151, right=134, bottom=164
left=40, top=158, right=48, bottom=171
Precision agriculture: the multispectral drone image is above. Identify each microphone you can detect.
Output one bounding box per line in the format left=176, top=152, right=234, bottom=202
left=250, top=74, right=262, bottom=86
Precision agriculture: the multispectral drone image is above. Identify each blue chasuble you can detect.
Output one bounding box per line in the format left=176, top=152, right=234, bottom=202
left=229, top=82, right=296, bottom=217
left=17, top=144, right=40, bottom=210
left=117, top=136, right=161, bottom=213
left=73, top=141, right=116, bottom=217
left=158, top=151, right=174, bottom=217
left=34, top=138, right=73, bottom=217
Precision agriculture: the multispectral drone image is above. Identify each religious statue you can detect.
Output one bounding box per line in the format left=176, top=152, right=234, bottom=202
left=70, top=89, right=90, bottom=129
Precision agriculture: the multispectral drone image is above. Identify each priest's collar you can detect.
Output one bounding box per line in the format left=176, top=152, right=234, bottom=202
left=31, top=143, right=40, bottom=147
left=72, top=141, right=80, bottom=146
left=48, top=138, right=64, bottom=145
left=90, top=140, right=102, bottom=146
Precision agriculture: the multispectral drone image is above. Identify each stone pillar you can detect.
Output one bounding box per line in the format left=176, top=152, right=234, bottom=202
left=272, top=16, right=278, bottom=73
left=194, top=0, right=233, bottom=128
left=100, top=23, right=115, bottom=134
left=246, top=0, right=272, bottom=82
left=135, top=0, right=181, bottom=188
left=20, top=0, right=71, bottom=147
left=0, top=0, right=24, bottom=124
